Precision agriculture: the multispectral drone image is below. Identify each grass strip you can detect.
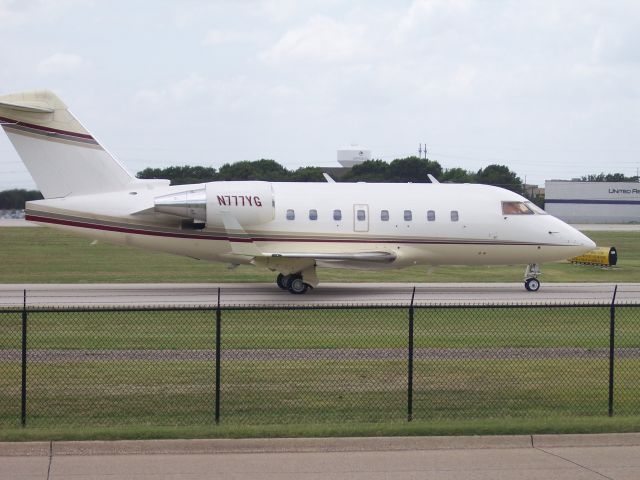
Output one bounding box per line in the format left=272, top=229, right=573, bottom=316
left=1, top=358, right=639, bottom=427
left=1, top=416, right=640, bottom=442
left=2, top=306, right=638, bottom=349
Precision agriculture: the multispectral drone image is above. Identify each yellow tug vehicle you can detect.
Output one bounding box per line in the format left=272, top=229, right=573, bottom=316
left=569, top=246, right=617, bottom=267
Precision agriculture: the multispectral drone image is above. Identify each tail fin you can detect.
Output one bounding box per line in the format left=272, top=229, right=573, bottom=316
left=0, top=90, right=134, bottom=198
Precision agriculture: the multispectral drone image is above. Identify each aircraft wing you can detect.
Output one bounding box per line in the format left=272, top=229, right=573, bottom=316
left=219, top=213, right=396, bottom=264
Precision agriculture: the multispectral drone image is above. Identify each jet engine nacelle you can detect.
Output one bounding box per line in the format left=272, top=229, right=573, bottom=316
left=154, top=181, right=275, bottom=227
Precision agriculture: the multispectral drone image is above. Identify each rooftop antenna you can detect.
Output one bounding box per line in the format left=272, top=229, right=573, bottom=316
left=419, top=143, right=428, bottom=159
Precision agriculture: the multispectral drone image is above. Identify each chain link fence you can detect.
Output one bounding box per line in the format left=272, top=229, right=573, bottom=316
left=0, top=295, right=639, bottom=428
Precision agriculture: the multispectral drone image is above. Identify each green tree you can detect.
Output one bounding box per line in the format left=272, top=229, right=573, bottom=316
left=341, top=157, right=443, bottom=183
left=441, top=167, right=475, bottom=183
left=580, top=172, right=639, bottom=182
left=386, top=157, right=443, bottom=183
left=476, top=164, right=522, bottom=193
left=136, top=165, right=217, bottom=185
left=216, top=159, right=289, bottom=181
left=0, top=189, right=43, bottom=209
left=341, top=159, right=389, bottom=182
left=289, top=166, right=325, bottom=182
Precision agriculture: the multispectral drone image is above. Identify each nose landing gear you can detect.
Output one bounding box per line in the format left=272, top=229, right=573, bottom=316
left=524, top=263, right=541, bottom=292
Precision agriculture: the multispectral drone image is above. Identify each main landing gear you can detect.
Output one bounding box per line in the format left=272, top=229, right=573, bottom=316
left=276, top=273, right=312, bottom=294
left=524, top=263, right=541, bottom=292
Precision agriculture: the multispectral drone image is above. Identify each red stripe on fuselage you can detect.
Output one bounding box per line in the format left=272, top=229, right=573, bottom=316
left=25, top=213, right=564, bottom=247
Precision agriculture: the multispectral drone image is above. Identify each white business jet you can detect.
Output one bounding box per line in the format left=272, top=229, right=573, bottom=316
left=0, top=90, right=595, bottom=294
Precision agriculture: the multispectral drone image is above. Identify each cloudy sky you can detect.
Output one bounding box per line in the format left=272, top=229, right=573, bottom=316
left=1, top=0, right=639, bottom=190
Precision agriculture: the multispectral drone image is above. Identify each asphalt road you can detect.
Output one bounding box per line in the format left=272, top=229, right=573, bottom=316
left=0, top=282, right=638, bottom=307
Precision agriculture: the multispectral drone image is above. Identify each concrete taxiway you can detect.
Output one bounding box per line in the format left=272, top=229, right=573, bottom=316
left=2, top=434, right=640, bottom=480
left=0, top=282, right=638, bottom=307
left=0, top=219, right=38, bottom=227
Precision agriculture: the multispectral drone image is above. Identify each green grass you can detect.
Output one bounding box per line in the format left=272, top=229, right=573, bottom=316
left=0, top=228, right=637, bottom=283
left=1, top=357, right=639, bottom=429
left=1, top=416, right=640, bottom=442
left=2, top=306, right=638, bottom=349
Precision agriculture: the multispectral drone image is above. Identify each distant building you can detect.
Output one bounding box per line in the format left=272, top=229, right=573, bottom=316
left=337, top=145, right=371, bottom=167
left=522, top=183, right=544, bottom=199
left=545, top=180, right=640, bottom=223
left=321, top=145, right=373, bottom=178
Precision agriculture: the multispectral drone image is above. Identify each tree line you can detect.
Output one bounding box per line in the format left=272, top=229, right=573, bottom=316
left=136, top=157, right=524, bottom=190
left=581, top=173, right=639, bottom=182
left=0, top=189, right=43, bottom=210
left=1, top=156, right=637, bottom=209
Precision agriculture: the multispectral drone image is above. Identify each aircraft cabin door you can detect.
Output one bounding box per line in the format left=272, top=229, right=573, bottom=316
left=353, top=204, right=369, bottom=232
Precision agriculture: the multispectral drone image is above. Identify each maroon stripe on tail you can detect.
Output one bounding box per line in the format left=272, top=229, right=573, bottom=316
left=0, top=115, right=94, bottom=140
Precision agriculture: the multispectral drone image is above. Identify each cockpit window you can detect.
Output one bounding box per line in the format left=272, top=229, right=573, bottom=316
left=502, top=201, right=534, bottom=215
left=525, top=202, right=548, bottom=215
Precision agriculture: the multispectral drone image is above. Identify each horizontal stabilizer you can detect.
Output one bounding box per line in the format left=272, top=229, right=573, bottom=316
left=0, top=99, right=54, bottom=114
left=0, top=90, right=134, bottom=198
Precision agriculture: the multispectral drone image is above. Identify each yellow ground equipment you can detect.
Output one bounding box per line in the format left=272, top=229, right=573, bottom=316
left=569, top=246, right=617, bottom=267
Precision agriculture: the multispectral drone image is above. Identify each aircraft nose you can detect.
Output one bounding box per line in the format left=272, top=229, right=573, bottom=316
left=573, top=228, right=596, bottom=248
left=584, top=236, right=597, bottom=250
left=565, top=226, right=596, bottom=253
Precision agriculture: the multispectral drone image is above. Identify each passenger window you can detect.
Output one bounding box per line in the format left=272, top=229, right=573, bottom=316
left=286, top=209, right=295, bottom=220
left=427, top=210, right=435, bottom=221
left=450, top=210, right=459, bottom=222
left=357, top=209, right=366, bottom=221
left=333, top=209, right=342, bottom=221
left=381, top=210, right=389, bottom=221
left=404, top=210, right=412, bottom=221
left=309, top=209, right=318, bottom=220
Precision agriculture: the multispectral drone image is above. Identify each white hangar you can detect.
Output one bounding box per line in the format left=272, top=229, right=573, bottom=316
left=545, top=181, right=640, bottom=223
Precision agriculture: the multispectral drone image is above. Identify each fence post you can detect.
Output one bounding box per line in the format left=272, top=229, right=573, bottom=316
left=215, top=287, right=221, bottom=424
left=407, top=286, right=416, bottom=422
left=608, top=285, right=618, bottom=417
left=21, top=290, right=27, bottom=427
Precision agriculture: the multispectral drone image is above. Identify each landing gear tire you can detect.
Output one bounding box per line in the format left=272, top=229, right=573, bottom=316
left=525, top=278, right=540, bottom=292
left=288, top=276, right=310, bottom=294
left=276, top=273, right=289, bottom=290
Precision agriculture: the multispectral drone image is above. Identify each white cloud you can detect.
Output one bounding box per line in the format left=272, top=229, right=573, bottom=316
left=203, top=29, right=258, bottom=46
left=261, top=15, right=368, bottom=63
left=256, top=0, right=339, bottom=23
left=0, top=0, right=92, bottom=27
left=393, top=0, right=471, bottom=40
left=37, top=53, right=86, bottom=75
left=134, top=73, right=208, bottom=107
left=592, top=24, right=640, bottom=66
left=256, top=0, right=300, bottom=23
